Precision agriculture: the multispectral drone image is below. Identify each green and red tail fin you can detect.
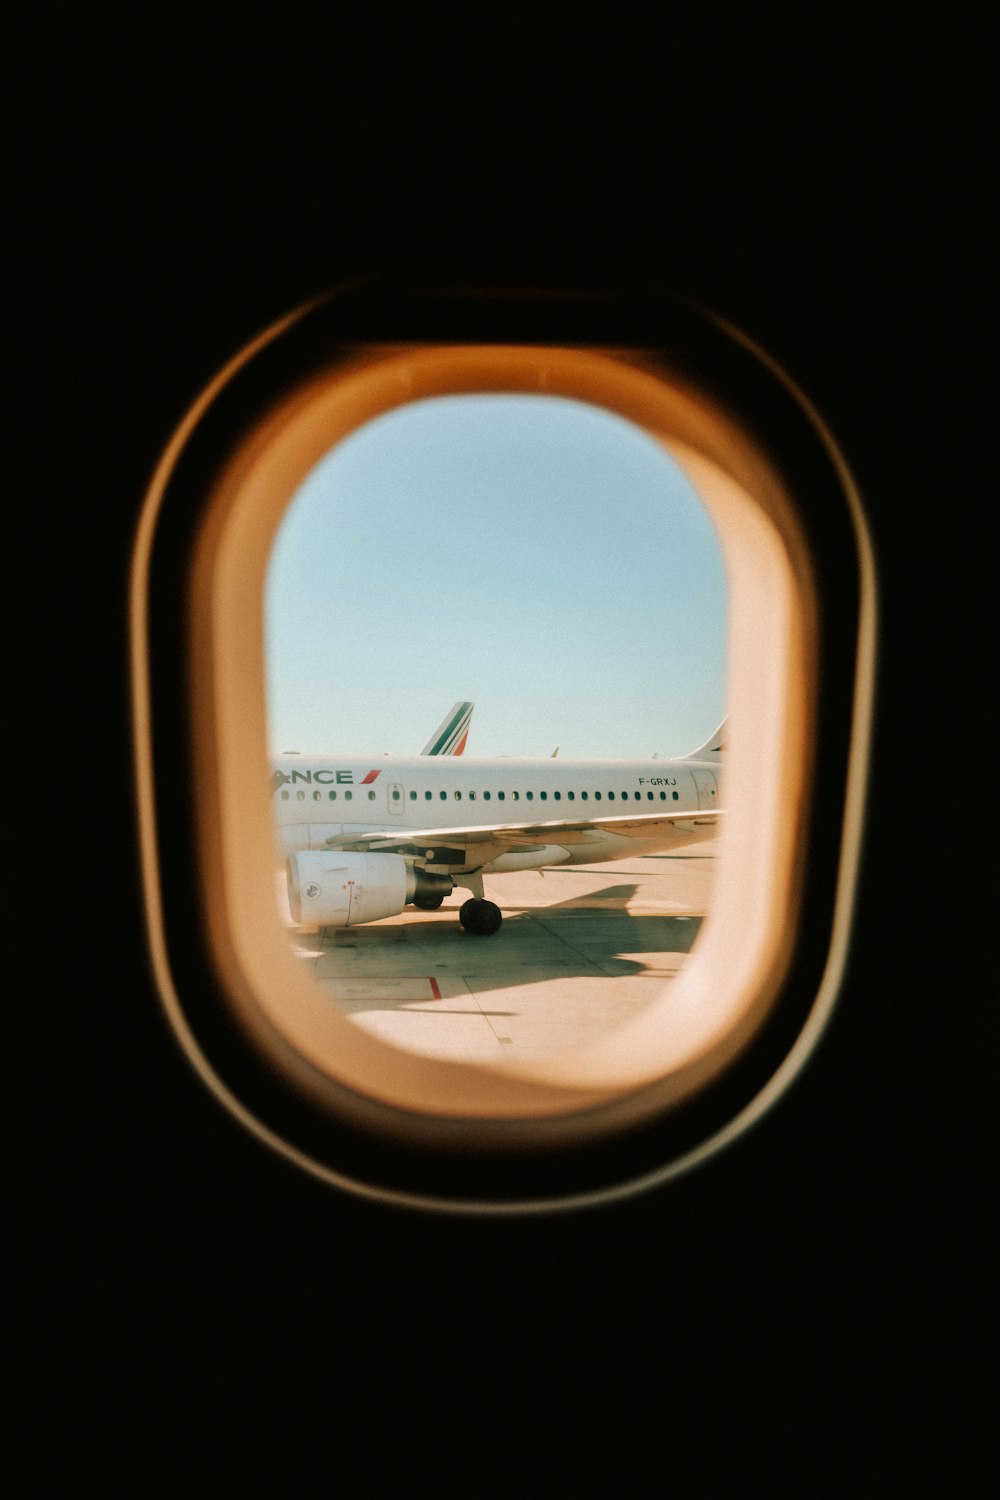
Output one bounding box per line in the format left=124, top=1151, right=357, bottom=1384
left=420, top=701, right=474, bottom=756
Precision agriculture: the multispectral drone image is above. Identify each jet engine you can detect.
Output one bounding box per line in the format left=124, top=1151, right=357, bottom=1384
left=287, top=851, right=451, bottom=927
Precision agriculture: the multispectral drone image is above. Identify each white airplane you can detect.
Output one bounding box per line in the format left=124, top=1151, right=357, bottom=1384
left=274, top=717, right=725, bottom=935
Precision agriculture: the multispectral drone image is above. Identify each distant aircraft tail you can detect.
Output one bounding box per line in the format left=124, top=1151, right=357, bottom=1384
left=679, top=718, right=726, bottom=761
left=420, top=701, right=474, bottom=756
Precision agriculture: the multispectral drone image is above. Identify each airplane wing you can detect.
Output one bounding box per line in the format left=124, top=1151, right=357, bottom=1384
left=419, top=701, right=473, bottom=756
left=321, top=809, right=722, bottom=863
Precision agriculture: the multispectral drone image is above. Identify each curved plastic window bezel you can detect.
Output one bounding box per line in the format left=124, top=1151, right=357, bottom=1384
left=131, top=285, right=875, bottom=1212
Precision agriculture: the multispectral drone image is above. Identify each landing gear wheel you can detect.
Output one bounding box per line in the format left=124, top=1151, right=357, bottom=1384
left=412, top=893, right=445, bottom=910
left=459, top=898, right=503, bottom=935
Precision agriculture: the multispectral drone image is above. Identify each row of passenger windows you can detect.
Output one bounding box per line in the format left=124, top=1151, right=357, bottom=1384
left=278, top=786, right=681, bottom=803
left=279, top=788, right=374, bottom=801
left=398, top=788, right=681, bottom=803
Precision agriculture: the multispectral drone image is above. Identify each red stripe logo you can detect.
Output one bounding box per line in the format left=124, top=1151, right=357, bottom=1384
left=360, top=768, right=382, bottom=784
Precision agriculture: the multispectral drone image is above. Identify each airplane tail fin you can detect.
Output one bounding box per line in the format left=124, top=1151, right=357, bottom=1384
left=679, top=717, right=726, bottom=761
left=420, top=701, right=474, bottom=756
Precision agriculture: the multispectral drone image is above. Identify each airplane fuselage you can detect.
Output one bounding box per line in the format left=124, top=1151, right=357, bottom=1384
left=273, top=753, right=721, bottom=868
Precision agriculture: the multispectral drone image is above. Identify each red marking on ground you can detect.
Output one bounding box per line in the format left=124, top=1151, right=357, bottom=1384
left=429, top=977, right=442, bottom=1000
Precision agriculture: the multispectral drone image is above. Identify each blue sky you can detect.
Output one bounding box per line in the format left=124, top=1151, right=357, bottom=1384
left=264, top=394, right=727, bottom=761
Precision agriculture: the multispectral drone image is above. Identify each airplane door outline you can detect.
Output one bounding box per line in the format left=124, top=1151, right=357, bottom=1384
left=691, top=769, right=718, bottom=809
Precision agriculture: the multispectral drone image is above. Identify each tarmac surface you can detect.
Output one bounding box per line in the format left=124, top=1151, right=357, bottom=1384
left=280, top=847, right=716, bottom=1061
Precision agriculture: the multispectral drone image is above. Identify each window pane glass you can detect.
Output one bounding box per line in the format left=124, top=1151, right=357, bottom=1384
left=264, top=391, right=727, bottom=1066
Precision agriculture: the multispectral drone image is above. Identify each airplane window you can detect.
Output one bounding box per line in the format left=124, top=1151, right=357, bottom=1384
left=567, top=791, right=575, bottom=800
left=133, top=295, right=875, bottom=1210
left=409, top=791, right=417, bottom=800
left=483, top=791, right=491, bottom=801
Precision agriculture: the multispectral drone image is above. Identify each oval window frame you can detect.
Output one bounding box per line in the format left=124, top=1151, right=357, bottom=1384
left=131, top=283, right=875, bottom=1212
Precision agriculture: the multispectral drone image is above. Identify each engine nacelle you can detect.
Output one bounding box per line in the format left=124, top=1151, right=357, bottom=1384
left=287, top=850, right=415, bottom=927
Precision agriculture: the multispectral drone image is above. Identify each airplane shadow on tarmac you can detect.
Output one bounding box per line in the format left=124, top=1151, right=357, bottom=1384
left=287, top=881, right=708, bottom=1018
